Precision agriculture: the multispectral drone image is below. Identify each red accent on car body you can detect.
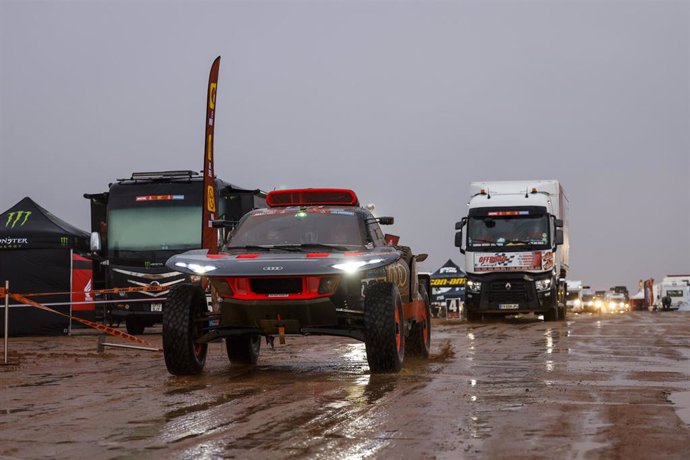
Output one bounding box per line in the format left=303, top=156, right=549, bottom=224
left=236, top=254, right=260, bottom=259
left=266, top=188, right=359, bottom=207
left=219, top=275, right=340, bottom=300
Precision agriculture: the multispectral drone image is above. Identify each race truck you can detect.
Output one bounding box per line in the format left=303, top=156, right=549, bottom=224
left=163, top=188, right=431, bottom=375
left=84, top=170, right=265, bottom=334
left=454, top=180, right=569, bottom=322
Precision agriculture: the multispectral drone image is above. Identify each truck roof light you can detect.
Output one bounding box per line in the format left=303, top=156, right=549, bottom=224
left=266, top=188, right=359, bottom=207
left=531, top=187, right=538, bottom=193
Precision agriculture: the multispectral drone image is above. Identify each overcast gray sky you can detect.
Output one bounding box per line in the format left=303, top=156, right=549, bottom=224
left=1, top=0, right=688, bottom=293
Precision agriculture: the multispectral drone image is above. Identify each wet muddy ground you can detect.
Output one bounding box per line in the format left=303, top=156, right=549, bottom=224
left=2, top=311, right=689, bottom=459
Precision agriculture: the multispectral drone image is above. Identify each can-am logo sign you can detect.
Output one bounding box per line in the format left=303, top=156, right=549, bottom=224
left=5, top=211, right=32, bottom=228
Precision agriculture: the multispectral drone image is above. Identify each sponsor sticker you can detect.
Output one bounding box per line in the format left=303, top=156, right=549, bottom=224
left=135, top=195, right=184, bottom=202
left=474, top=251, right=544, bottom=272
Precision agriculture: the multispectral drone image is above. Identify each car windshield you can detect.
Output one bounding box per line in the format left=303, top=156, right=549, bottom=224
left=467, top=214, right=549, bottom=248
left=227, top=209, right=367, bottom=250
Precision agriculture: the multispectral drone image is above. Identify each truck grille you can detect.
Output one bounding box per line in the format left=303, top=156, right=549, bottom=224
left=487, top=280, right=530, bottom=303
left=250, top=278, right=303, bottom=295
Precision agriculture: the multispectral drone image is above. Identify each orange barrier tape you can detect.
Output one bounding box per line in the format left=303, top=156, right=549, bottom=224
left=11, top=284, right=170, bottom=298
left=9, top=292, right=163, bottom=352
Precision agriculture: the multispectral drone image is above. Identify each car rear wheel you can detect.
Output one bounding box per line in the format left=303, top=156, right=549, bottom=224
left=364, top=282, right=405, bottom=373
left=163, top=284, right=208, bottom=375
left=125, top=317, right=145, bottom=335
left=225, top=335, right=261, bottom=365
left=406, top=286, right=431, bottom=358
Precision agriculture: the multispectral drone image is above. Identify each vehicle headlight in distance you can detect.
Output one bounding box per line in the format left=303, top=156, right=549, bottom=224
left=594, top=300, right=602, bottom=308
left=467, top=280, right=482, bottom=293
left=574, top=299, right=581, bottom=307
left=535, top=278, right=552, bottom=292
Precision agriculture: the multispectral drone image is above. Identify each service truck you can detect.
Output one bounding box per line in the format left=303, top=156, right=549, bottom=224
left=566, top=280, right=583, bottom=311
left=454, top=180, right=569, bottom=321
left=659, top=275, right=690, bottom=310
left=84, top=170, right=265, bottom=334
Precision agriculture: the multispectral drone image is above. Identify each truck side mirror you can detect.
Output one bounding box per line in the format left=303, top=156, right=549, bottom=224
left=455, top=221, right=463, bottom=230
left=90, top=232, right=101, bottom=252
left=378, top=217, right=394, bottom=225
left=555, top=219, right=564, bottom=228
left=455, top=231, right=465, bottom=254
left=555, top=228, right=564, bottom=246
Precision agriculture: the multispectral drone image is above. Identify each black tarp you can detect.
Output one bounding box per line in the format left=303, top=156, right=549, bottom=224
left=0, top=197, right=90, bottom=336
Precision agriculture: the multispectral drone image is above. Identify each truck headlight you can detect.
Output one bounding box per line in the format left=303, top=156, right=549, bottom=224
left=535, top=278, right=552, bottom=292
left=467, top=280, right=482, bottom=293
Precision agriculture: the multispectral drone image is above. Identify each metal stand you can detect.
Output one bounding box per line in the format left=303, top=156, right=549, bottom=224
left=97, top=335, right=160, bottom=353
left=4, top=281, right=8, bottom=364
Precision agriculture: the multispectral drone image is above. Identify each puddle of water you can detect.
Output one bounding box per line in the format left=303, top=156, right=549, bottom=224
left=668, top=391, right=690, bottom=425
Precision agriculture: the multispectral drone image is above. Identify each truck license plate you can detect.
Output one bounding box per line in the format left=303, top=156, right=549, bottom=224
left=498, top=304, right=519, bottom=310
left=150, top=303, right=163, bottom=312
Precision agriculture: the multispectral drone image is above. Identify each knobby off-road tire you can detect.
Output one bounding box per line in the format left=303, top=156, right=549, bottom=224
left=226, top=335, right=261, bottom=365
left=163, top=284, right=209, bottom=375
left=406, top=286, right=431, bottom=358
left=364, top=282, right=405, bottom=373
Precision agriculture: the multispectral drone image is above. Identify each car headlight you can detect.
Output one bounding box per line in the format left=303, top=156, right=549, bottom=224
left=594, top=300, right=602, bottom=308
left=574, top=299, right=581, bottom=307
left=175, top=262, right=217, bottom=275
left=331, top=258, right=383, bottom=274
left=467, top=280, right=482, bottom=293
left=535, top=278, right=552, bottom=292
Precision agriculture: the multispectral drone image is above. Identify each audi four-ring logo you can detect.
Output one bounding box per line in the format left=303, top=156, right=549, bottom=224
left=262, top=266, right=284, bottom=271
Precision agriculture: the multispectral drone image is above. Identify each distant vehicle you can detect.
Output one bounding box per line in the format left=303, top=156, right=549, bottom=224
left=659, top=275, right=690, bottom=310
left=455, top=180, right=569, bottom=322
left=163, top=188, right=431, bottom=375
left=566, top=280, right=583, bottom=311
left=581, top=286, right=595, bottom=312
left=84, top=170, right=265, bottom=334
left=604, top=291, right=629, bottom=313
left=611, top=285, right=630, bottom=302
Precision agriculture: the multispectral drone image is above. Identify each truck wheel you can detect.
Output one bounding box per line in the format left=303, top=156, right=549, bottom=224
left=125, top=318, right=145, bottom=335
left=226, top=335, right=261, bottom=365
left=466, top=310, right=482, bottom=322
left=364, top=283, right=405, bottom=373
left=406, top=287, right=431, bottom=358
left=543, top=307, right=559, bottom=322
left=163, top=284, right=208, bottom=375
left=558, top=306, right=567, bottom=321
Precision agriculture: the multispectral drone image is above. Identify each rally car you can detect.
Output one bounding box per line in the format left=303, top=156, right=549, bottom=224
left=162, top=188, right=431, bottom=375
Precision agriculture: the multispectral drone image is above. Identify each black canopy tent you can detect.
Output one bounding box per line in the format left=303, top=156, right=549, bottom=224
left=0, top=197, right=93, bottom=336
left=430, top=259, right=466, bottom=317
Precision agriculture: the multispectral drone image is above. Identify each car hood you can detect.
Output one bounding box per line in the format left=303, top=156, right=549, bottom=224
left=166, top=248, right=401, bottom=277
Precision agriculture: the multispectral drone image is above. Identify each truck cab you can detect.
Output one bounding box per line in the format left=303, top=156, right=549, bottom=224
left=455, top=180, right=569, bottom=322
left=84, top=170, right=265, bottom=334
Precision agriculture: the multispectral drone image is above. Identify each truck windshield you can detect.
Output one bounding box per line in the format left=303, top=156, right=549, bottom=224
left=108, top=206, right=201, bottom=251
left=468, top=215, right=549, bottom=249
left=228, top=209, right=366, bottom=249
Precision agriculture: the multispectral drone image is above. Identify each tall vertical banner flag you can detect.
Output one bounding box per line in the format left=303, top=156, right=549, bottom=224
left=202, top=56, right=220, bottom=254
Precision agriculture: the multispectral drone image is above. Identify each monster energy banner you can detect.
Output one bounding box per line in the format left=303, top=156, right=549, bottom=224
left=0, top=197, right=89, bottom=250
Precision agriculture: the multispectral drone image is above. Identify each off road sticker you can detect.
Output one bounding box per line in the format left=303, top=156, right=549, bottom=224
left=474, top=251, right=553, bottom=272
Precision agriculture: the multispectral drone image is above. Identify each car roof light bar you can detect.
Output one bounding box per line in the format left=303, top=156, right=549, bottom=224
left=266, top=188, right=359, bottom=207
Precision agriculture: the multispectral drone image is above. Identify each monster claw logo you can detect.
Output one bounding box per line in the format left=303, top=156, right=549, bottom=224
left=60, top=237, right=69, bottom=246
left=5, top=211, right=32, bottom=228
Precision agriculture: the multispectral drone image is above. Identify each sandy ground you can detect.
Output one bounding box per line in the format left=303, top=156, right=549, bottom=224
left=1, top=311, right=689, bottom=459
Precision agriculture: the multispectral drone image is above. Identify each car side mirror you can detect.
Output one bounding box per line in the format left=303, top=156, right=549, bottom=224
left=378, top=216, right=394, bottom=225
left=90, top=232, right=101, bottom=252
left=555, top=228, right=564, bottom=246
left=415, top=253, right=428, bottom=262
